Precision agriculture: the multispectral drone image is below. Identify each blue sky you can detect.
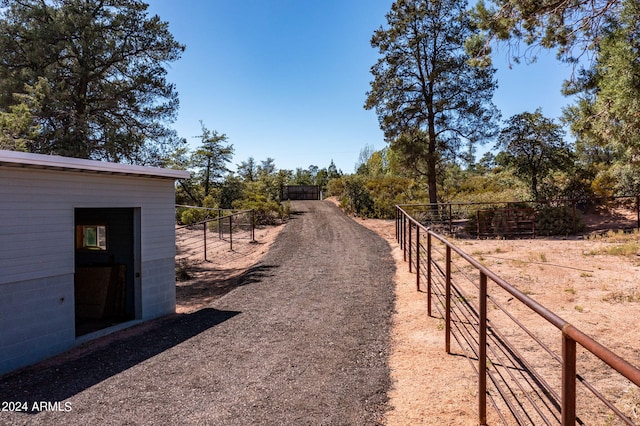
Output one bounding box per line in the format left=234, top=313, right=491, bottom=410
left=146, top=0, right=575, bottom=173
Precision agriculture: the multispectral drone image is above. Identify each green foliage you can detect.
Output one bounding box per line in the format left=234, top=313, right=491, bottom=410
left=590, top=169, right=617, bottom=198
left=538, top=169, right=594, bottom=201
left=218, top=176, right=244, bottom=209
left=329, top=175, right=424, bottom=219
left=326, top=177, right=345, bottom=198
left=237, top=157, right=258, bottom=182
left=365, top=176, right=423, bottom=218
left=179, top=208, right=207, bottom=226
left=497, top=109, right=573, bottom=200
left=442, top=166, right=529, bottom=204
left=608, top=163, right=640, bottom=196
left=561, top=1, right=640, bottom=194
left=0, top=0, right=185, bottom=163
left=365, top=0, right=499, bottom=204
left=176, top=159, right=342, bottom=227
left=0, top=78, right=45, bottom=151
left=471, top=0, right=621, bottom=62
left=191, top=122, right=234, bottom=198
left=233, top=194, right=288, bottom=226
left=176, top=197, right=220, bottom=225
left=340, top=176, right=374, bottom=217
left=536, top=206, right=585, bottom=236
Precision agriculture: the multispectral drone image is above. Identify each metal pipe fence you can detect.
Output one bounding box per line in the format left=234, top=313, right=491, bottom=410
left=396, top=205, right=640, bottom=425
left=398, top=195, right=640, bottom=237
left=175, top=209, right=255, bottom=263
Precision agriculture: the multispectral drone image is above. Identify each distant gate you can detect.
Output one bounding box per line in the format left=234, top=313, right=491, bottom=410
left=282, top=185, right=320, bottom=201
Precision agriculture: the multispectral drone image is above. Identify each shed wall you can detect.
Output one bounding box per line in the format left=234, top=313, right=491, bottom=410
left=0, top=167, right=177, bottom=374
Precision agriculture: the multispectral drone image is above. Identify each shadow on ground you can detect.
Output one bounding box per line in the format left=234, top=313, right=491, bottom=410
left=177, top=263, right=278, bottom=311
left=0, top=308, right=239, bottom=412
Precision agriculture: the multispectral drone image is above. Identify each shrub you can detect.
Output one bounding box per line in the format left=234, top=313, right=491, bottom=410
left=609, top=163, right=640, bottom=196
left=445, top=170, right=529, bottom=205
left=535, top=206, right=585, bottom=236
left=366, top=176, right=420, bottom=218
left=591, top=169, right=617, bottom=198
left=180, top=208, right=207, bottom=225
left=341, top=176, right=374, bottom=217
left=326, top=177, right=345, bottom=198
left=233, top=195, right=288, bottom=225
left=175, top=259, right=193, bottom=281
left=329, top=175, right=424, bottom=219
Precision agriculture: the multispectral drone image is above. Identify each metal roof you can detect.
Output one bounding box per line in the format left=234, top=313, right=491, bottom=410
left=0, top=150, right=190, bottom=180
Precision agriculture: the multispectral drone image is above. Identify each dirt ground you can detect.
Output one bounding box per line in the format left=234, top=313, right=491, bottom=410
left=175, top=224, right=286, bottom=313
left=177, top=199, right=640, bottom=424
left=355, top=214, right=640, bottom=424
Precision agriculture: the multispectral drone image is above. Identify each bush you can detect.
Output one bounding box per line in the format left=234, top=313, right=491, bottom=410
left=342, top=176, right=374, bottom=217
left=233, top=195, right=288, bottom=225
left=326, top=177, right=345, bottom=198
left=609, top=163, right=640, bottom=196
left=444, top=170, right=529, bottom=205
left=366, top=176, right=419, bottom=218
left=180, top=208, right=207, bottom=225
left=539, top=169, right=594, bottom=201
left=329, top=175, right=424, bottom=219
left=535, top=206, right=585, bottom=236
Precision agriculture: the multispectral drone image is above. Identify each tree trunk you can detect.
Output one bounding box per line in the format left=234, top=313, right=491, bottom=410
left=427, top=109, right=438, bottom=208
left=204, top=156, right=211, bottom=197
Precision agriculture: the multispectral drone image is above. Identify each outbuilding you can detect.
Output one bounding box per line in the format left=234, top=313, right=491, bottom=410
left=0, top=150, right=189, bottom=375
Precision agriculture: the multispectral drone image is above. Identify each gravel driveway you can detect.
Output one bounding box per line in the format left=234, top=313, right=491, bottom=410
left=0, top=200, right=396, bottom=425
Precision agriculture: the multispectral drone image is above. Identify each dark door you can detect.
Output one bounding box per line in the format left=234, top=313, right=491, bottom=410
left=74, top=208, right=135, bottom=336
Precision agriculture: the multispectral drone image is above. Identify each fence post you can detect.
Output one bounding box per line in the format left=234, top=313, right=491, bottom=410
left=449, top=203, right=453, bottom=233
left=637, top=195, right=639, bottom=231
left=427, top=232, right=432, bottom=316
left=398, top=207, right=402, bottom=246
left=403, top=214, right=407, bottom=261
left=409, top=222, right=413, bottom=273
left=479, top=272, right=488, bottom=426
left=445, top=245, right=451, bottom=354
left=562, top=332, right=577, bottom=425
left=416, top=226, right=420, bottom=291
left=396, top=207, right=399, bottom=243
left=251, top=210, right=255, bottom=242
left=203, top=221, right=207, bottom=261
left=229, top=215, right=233, bottom=251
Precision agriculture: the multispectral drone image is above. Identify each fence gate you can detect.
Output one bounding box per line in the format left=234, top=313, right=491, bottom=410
left=282, top=185, right=320, bottom=200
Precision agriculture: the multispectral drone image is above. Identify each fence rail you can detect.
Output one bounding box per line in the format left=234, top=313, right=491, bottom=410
left=396, top=205, right=640, bottom=425
left=176, top=208, right=255, bottom=263
left=398, top=195, right=640, bottom=237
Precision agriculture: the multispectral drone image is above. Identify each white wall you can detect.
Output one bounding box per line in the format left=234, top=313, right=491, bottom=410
left=0, top=167, right=177, bottom=375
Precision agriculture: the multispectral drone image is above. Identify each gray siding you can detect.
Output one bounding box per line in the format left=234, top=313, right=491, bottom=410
left=0, top=167, right=176, bottom=285
left=141, top=258, right=176, bottom=320
left=0, top=274, right=75, bottom=374
left=0, top=167, right=177, bottom=375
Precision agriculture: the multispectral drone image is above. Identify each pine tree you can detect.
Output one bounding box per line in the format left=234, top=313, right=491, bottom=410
left=0, top=0, right=184, bottom=164
left=365, top=0, right=499, bottom=203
